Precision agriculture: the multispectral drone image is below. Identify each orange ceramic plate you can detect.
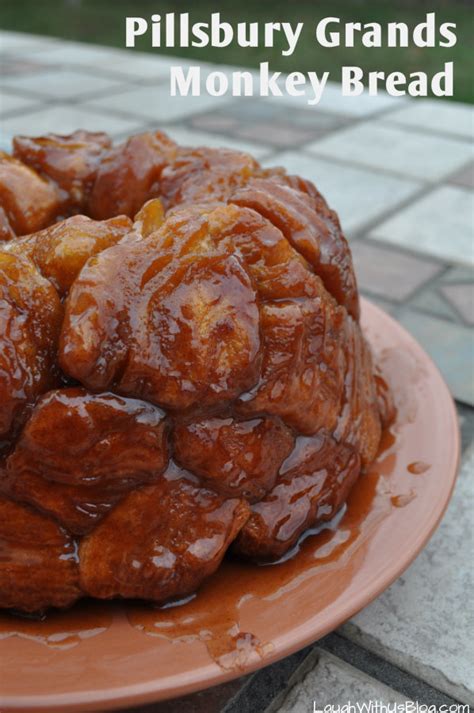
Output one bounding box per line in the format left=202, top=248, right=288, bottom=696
left=0, top=299, right=460, bottom=713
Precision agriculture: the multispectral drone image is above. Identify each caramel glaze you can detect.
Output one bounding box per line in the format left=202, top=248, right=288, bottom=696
left=13, top=131, right=112, bottom=216
left=0, top=251, right=62, bottom=454
left=4, top=214, right=132, bottom=297
left=0, top=129, right=396, bottom=617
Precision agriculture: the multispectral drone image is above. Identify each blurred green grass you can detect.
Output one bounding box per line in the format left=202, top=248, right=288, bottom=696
left=1, top=0, right=472, bottom=103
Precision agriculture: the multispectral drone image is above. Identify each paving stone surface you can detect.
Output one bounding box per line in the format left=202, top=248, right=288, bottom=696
left=263, top=151, right=422, bottom=234
left=0, top=57, right=52, bottom=77
left=397, top=309, right=474, bottom=404
left=0, top=90, right=42, bottom=116
left=409, top=287, right=460, bottom=323
left=350, top=240, right=443, bottom=301
left=16, top=40, right=137, bottom=68
left=84, top=83, right=235, bottom=122
left=308, top=121, right=474, bottom=181
left=277, top=650, right=409, bottom=712
left=441, top=265, right=474, bottom=284
left=440, top=283, right=474, bottom=325
left=0, top=67, right=128, bottom=100
left=234, top=122, right=321, bottom=149
left=263, top=82, right=407, bottom=117
left=448, top=161, right=474, bottom=189
left=192, top=102, right=349, bottom=147
left=370, top=186, right=474, bottom=267
left=341, top=446, right=474, bottom=705
left=162, top=125, right=270, bottom=158
left=0, top=30, right=60, bottom=53
left=385, top=98, right=474, bottom=139
left=0, top=104, right=147, bottom=143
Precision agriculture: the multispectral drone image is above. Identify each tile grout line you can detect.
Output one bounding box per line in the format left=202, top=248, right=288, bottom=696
left=319, top=633, right=464, bottom=706
left=223, top=646, right=318, bottom=713
left=304, top=144, right=473, bottom=187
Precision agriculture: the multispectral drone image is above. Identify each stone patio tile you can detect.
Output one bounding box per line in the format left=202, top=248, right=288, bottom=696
left=341, top=446, right=474, bottom=704
left=350, top=240, right=442, bottom=301
left=234, top=122, right=320, bottom=148
left=0, top=68, right=129, bottom=100
left=0, top=57, right=53, bottom=77
left=0, top=30, right=60, bottom=53
left=384, top=98, right=474, bottom=140
left=199, top=109, right=345, bottom=148
left=263, top=151, right=422, bottom=234
left=0, top=105, right=146, bottom=143
left=441, top=266, right=474, bottom=284
left=277, top=650, right=408, bottom=712
left=109, top=53, right=201, bottom=80
left=14, top=41, right=130, bottom=68
left=0, top=91, right=43, bottom=116
left=263, top=81, right=407, bottom=118
left=448, top=161, right=474, bottom=189
left=360, top=294, right=396, bottom=315
left=370, top=186, right=474, bottom=267
left=25, top=44, right=185, bottom=83
left=441, top=283, right=474, bottom=325
left=162, top=126, right=270, bottom=159
left=85, top=84, right=235, bottom=122
left=409, top=288, right=460, bottom=323
left=308, top=122, right=474, bottom=181
left=398, top=309, right=474, bottom=404
left=273, top=107, right=351, bottom=132
left=190, top=113, right=239, bottom=133
left=457, top=403, right=474, bottom=452
left=210, top=104, right=351, bottom=148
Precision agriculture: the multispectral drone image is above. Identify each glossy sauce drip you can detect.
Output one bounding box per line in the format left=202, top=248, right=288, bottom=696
left=407, top=461, right=431, bottom=475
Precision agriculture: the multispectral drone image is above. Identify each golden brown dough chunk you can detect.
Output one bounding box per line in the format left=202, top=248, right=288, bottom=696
left=0, top=152, right=61, bottom=235
left=2, top=389, right=169, bottom=534
left=13, top=130, right=112, bottom=214
left=133, top=198, right=165, bottom=237
left=88, top=131, right=177, bottom=219
left=5, top=213, right=132, bottom=296
left=60, top=225, right=261, bottom=411
left=173, top=416, right=294, bottom=502
left=160, top=146, right=261, bottom=208
left=0, top=471, right=122, bottom=538
left=233, top=433, right=360, bottom=560
left=0, top=206, right=15, bottom=241
left=0, top=496, right=80, bottom=612
left=79, top=467, right=250, bottom=602
left=205, top=203, right=324, bottom=300
left=0, top=252, right=62, bottom=452
left=140, top=202, right=322, bottom=301
left=231, top=175, right=359, bottom=320
left=237, top=296, right=347, bottom=436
